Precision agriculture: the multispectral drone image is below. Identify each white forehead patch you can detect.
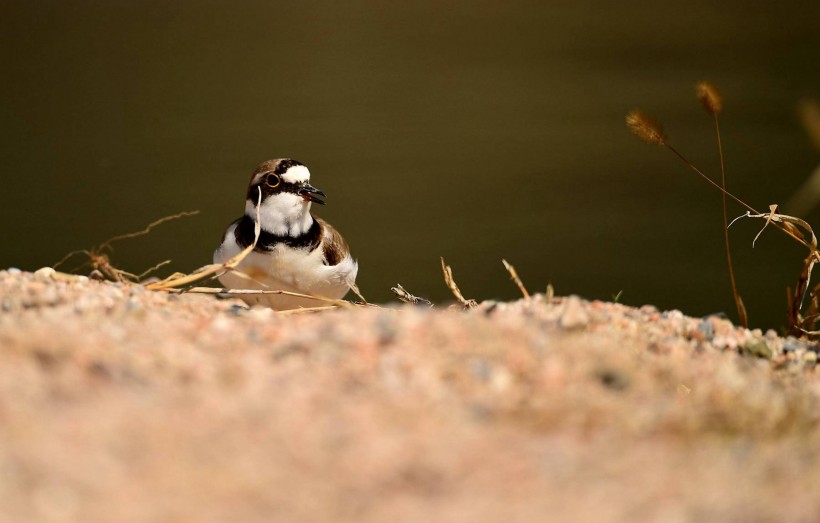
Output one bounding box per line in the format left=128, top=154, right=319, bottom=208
left=282, top=165, right=311, bottom=184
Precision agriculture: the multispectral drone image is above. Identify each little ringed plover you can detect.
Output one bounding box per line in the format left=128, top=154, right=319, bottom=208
left=213, top=159, right=359, bottom=310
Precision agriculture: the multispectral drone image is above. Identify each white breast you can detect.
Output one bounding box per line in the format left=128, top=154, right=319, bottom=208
left=213, top=223, right=358, bottom=310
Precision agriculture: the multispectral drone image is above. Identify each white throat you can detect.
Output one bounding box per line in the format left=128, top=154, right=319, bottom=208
left=246, top=193, right=313, bottom=236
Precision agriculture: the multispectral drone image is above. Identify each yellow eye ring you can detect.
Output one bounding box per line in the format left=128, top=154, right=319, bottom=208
left=264, top=173, right=281, bottom=188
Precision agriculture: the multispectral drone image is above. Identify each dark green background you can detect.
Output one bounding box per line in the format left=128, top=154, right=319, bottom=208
left=2, top=1, right=819, bottom=329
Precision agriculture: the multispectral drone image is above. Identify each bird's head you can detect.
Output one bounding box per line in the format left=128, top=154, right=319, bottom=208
left=244, top=159, right=326, bottom=236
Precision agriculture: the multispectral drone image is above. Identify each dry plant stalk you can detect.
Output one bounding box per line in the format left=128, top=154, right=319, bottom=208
left=729, top=207, right=819, bottom=334
left=348, top=282, right=368, bottom=305
left=104, top=211, right=201, bottom=246
left=695, top=81, right=747, bottom=328
left=54, top=210, right=199, bottom=283
left=627, top=104, right=810, bottom=248
left=174, top=287, right=355, bottom=309
left=627, top=86, right=820, bottom=334
left=501, top=259, right=530, bottom=300
left=440, top=257, right=477, bottom=309
left=390, top=284, right=433, bottom=307
left=546, top=282, right=555, bottom=303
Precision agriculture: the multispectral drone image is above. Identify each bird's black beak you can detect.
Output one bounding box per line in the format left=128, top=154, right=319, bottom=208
left=298, top=183, right=326, bottom=205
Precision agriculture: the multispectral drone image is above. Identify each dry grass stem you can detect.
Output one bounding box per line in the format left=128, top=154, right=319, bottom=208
left=697, top=81, right=746, bottom=327
left=627, top=111, right=811, bottom=249
left=348, top=282, right=368, bottom=305
left=440, top=257, right=477, bottom=309
left=501, top=259, right=530, bottom=299
left=730, top=207, right=820, bottom=326
left=696, top=81, right=723, bottom=115
left=794, top=254, right=820, bottom=333
left=53, top=210, right=199, bottom=283
left=391, top=284, right=433, bottom=307
left=626, top=110, right=666, bottom=145
left=136, top=259, right=172, bottom=280
left=730, top=206, right=817, bottom=250
left=103, top=210, right=200, bottom=247
left=628, top=90, right=820, bottom=335
left=171, top=287, right=355, bottom=308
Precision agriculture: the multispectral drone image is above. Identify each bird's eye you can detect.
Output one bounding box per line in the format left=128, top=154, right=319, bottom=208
left=264, top=173, right=281, bottom=188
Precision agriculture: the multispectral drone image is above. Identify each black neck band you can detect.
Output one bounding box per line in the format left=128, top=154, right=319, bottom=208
left=234, top=215, right=321, bottom=252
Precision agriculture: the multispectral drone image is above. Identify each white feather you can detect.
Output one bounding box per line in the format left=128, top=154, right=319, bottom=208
left=281, top=165, right=311, bottom=184
left=244, top=193, right=313, bottom=236
left=213, top=223, right=358, bottom=310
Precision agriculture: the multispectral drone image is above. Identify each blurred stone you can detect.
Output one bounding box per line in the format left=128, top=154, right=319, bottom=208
left=783, top=338, right=802, bottom=353
left=697, top=320, right=714, bottom=341
left=560, top=295, right=589, bottom=330
left=741, top=340, right=773, bottom=360
left=34, top=266, right=56, bottom=282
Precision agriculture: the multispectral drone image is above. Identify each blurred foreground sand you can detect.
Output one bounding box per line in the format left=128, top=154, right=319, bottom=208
left=1, top=269, right=820, bottom=523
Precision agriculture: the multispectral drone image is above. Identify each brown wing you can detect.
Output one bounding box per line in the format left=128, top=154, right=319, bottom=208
left=316, top=217, right=350, bottom=266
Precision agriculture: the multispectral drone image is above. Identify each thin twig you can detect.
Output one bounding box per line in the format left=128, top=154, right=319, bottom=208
left=710, top=109, right=748, bottom=327
left=53, top=249, right=89, bottom=270
left=53, top=210, right=199, bottom=283
left=501, top=259, right=530, bottom=300
left=348, top=282, right=368, bottom=305
left=136, top=260, right=172, bottom=280
left=103, top=211, right=200, bottom=247
left=440, top=257, right=477, bottom=308
left=546, top=282, right=555, bottom=303
left=664, top=143, right=811, bottom=250
left=175, top=287, right=355, bottom=308
left=391, top=283, right=433, bottom=306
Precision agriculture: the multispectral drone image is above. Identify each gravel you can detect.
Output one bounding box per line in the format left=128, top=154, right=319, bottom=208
left=1, top=268, right=820, bottom=523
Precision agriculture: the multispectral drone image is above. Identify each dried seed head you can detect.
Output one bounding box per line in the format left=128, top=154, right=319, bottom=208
left=696, top=81, right=723, bottom=115
left=626, top=110, right=666, bottom=145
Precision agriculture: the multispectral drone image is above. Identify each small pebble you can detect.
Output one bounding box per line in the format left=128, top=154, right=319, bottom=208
left=228, top=304, right=247, bottom=316
left=741, top=340, right=773, bottom=359
left=560, top=295, right=589, bottom=330
left=469, top=359, right=492, bottom=381
left=34, top=267, right=56, bottom=282
left=2, top=297, right=14, bottom=312
left=664, top=310, right=684, bottom=321
left=783, top=338, right=802, bottom=353
left=697, top=320, right=714, bottom=341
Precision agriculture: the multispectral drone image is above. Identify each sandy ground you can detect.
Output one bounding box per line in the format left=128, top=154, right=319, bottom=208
left=1, top=268, right=820, bottom=523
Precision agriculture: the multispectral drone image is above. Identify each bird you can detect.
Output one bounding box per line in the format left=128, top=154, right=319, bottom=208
left=213, top=158, right=359, bottom=310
